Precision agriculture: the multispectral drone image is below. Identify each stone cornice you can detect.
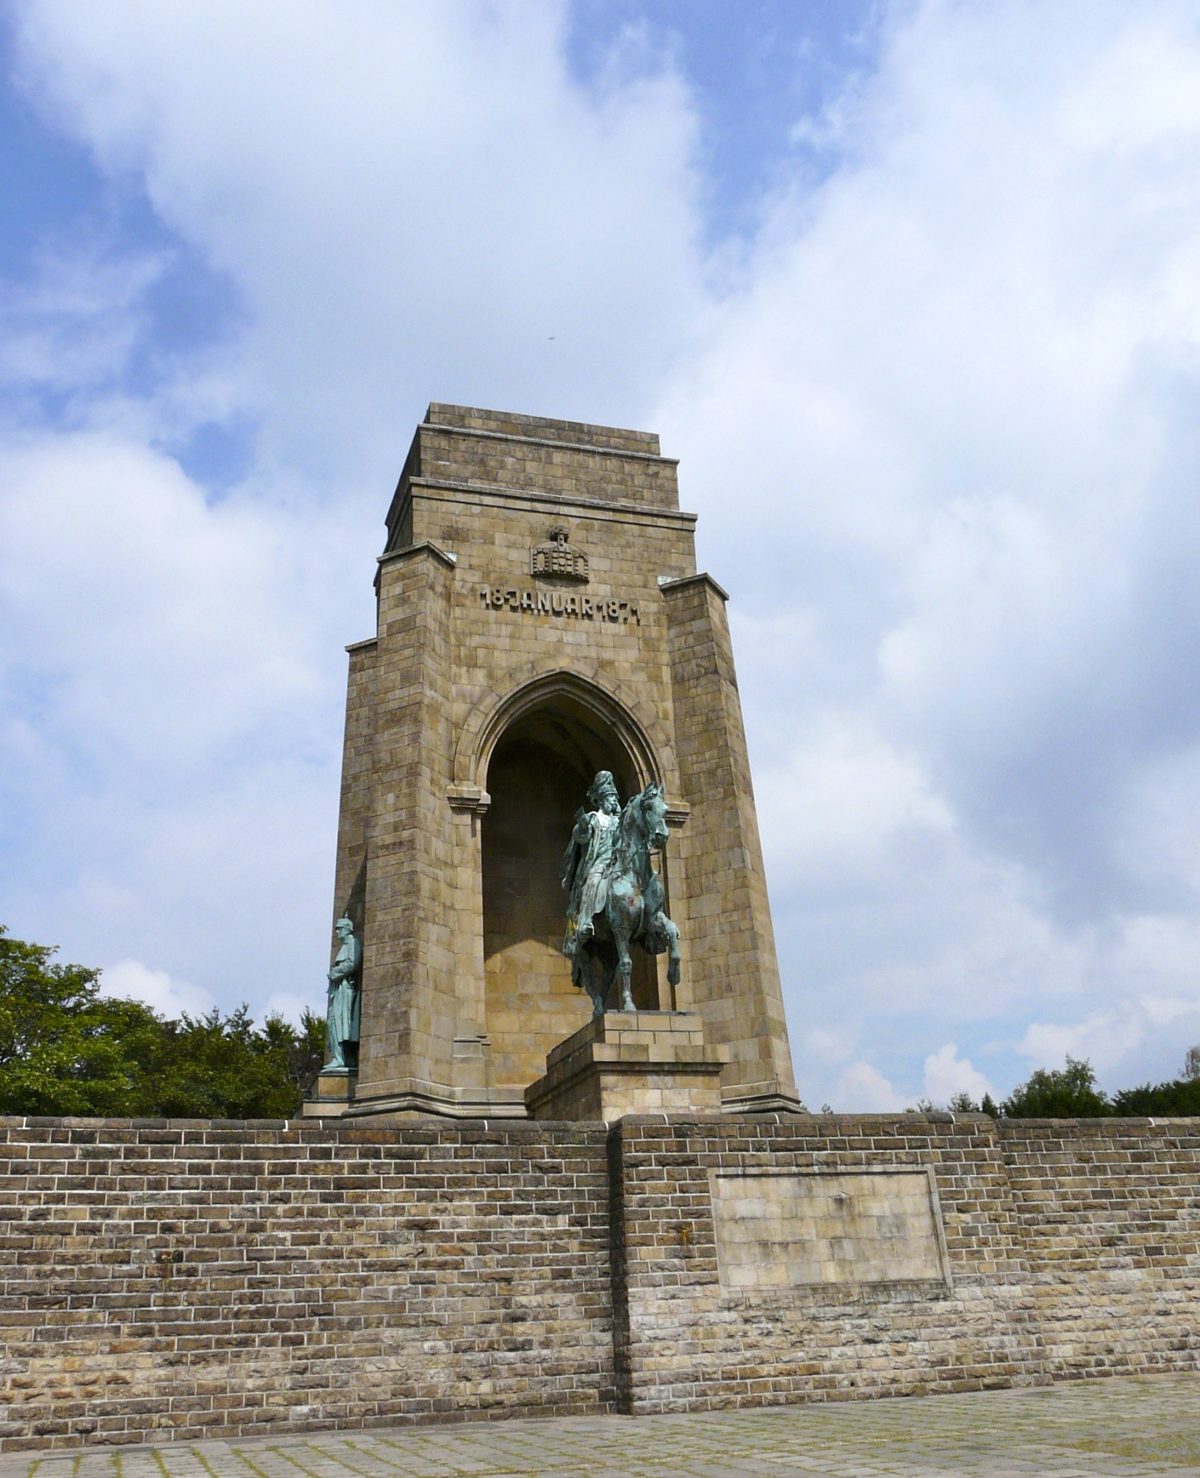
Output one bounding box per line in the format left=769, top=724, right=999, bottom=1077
left=376, top=539, right=459, bottom=570
left=396, top=477, right=697, bottom=528
left=657, top=571, right=731, bottom=602
left=423, top=418, right=677, bottom=467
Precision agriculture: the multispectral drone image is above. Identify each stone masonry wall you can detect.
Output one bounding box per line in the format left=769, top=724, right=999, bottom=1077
left=998, top=1117, right=1200, bottom=1378
left=610, top=1114, right=1200, bottom=1412
left=610, top=1114, right=1040, bottom=1411
left=3, top=1112, right=1200, bottom=1451
left=0, top=1119, right=614, bottom=1451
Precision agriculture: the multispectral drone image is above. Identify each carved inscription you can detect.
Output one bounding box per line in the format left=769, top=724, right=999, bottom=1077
left=710, top=1169, right=951, bottom=1293
left=479, top=587, right=640, bottom=623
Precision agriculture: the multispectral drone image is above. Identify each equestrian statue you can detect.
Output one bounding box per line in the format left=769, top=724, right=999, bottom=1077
left=561, top=770, right=681, bottom=1017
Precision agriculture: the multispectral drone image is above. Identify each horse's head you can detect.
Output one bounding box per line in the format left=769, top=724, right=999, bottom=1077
left=617, top=782, right=670, bottom=868
left=638, top=782, right=669, bottom=853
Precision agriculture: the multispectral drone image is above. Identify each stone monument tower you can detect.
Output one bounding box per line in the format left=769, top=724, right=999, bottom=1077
left=316, top=404, right=799, bottom=1119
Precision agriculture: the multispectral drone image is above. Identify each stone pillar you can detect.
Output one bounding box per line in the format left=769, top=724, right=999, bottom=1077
left=351, top=541, right=459, bottom=1111
left=662, top=573, right=800, bottom=1111
left=329, top=637, right=377, bottom=935
left=309, top=635, right=380, bottom=1115
left=447, top=793, right=492, bottom=1097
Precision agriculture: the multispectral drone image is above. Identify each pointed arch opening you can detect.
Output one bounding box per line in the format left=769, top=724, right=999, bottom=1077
left=480, top=681, right=663, bottom=1090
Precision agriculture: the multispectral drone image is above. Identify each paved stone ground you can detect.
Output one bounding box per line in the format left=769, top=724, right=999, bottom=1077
left=4, top=1375, right=1200, bottom=1478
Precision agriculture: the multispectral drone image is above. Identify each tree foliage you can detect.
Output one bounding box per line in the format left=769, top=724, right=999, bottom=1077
left=997, top=1049, right=1200, bottom=1119
left=905, top=1057, right=1200, bottom=1119
left=1001, top=1056, right=1110, bottom=1118
left=1110, top=1075, right=1200, bottom=1117
left=947, top=1090, right=1000, bottom=1117
left=0, top=926, right=323, bottom=1118
left=132, top=1006, right=326, bottom=1119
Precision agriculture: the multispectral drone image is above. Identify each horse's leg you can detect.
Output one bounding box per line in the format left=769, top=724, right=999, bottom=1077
left=613, top=929, right=635, bottom=1012
left=598, top=957, right=616, bottom=1014
left=573, top=942, right=598, bottom=1016
left=605, top=883, right=639, bottom=1012
left=585, top=958, right=605, bottom=1018
left=582, top=949, right=607, bottom=1018
left=604, top=916, right=636, bottom=1012
left=608, top=910, right=638, bottom=1016
left=618, top=955, right=634, bottom=1011
left=658, top=912, right=681, bottom=988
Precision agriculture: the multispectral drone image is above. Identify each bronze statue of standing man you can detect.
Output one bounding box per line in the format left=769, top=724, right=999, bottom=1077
left=323, top=916, right=362, bottom=1073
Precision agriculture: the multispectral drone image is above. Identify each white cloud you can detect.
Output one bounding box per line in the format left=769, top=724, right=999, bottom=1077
left=657, top=0, right=1200, bottom=1105
left=12, top=0, right=707, bottom=480
left=804, top=1026, right=857, bottom=1065
left=922, top=1043, right=994, bottom=1107
left=754, top=713, right=953, bottom=890
left=5, top=0, right=1200, bottom=1110
left=834, top=1060, right=905, bottom=1112
left=1019, top=995, right=1200, bottom=1078
left=100, top=957, right=213, bottom=1018
left=0, top=433, right=338, bottom=768
left=0, top=430, right=344, bottom=1016
left=0, top=240, right=167, bottom=397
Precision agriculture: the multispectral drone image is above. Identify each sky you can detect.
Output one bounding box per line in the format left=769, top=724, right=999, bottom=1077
left=3, top=0, right=1200, bottom=1112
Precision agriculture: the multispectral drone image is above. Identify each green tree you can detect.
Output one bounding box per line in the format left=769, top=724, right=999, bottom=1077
left=1001, top=1056, right=1110, bottom=1118
left=1110, top=1076, right=1200, bottom=1116
left=0, top=926, right=323, bottom=1118
left=1184, top=1044, right=1200, bottom=1081
left=946, top=1091, right=999, bottom=1117
left=0, top=926, right=162, bottom=1115
left=132, top=1005, right=326, bottom=1118
left=132, top=1007, right=279, bottom=1118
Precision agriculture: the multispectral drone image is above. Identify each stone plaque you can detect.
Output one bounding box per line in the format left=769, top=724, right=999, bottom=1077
left=711, top=1169, right=951, bottom=1292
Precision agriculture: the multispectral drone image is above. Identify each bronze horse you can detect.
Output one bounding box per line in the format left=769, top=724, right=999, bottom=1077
left=572, top=782, right=681, bottom=1016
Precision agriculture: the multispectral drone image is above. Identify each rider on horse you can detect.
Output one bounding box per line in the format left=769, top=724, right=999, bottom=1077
left=560, top=769, right=621, bottom=968
left=561, top=769, right=682, bottom=1015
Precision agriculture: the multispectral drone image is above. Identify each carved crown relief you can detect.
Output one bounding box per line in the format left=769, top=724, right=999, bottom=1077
left=531, top=525, right=589, bottom=583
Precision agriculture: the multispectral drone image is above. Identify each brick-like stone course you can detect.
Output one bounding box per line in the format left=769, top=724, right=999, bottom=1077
left=4, top=1112, right=1199, bottom=1450
left=525, top=1013, right=728, bottom=1121
left=0, top=1118, right=614, bottom=1450
left=608, top=1113, right=1200, bottom=1413
left=609, top=1113, right=1041, bottom=1413
left=997, top=1117, right=1200, bottom=1379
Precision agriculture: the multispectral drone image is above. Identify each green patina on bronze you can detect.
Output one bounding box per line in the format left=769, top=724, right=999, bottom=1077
left=561, top=770, right=681, bottom=1017
left=323, top=916, right=361, bottom=1073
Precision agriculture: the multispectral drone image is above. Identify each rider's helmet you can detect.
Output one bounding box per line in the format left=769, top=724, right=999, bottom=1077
left=588, top=770, right=618, bottom=808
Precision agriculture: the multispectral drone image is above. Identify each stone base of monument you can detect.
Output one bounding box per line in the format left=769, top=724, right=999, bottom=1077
left=525, top=1010, right=729, bottom=1121
left=303, top=1070, right=358, bottom=1117
left=719, top=1083, right=809, bottom=1114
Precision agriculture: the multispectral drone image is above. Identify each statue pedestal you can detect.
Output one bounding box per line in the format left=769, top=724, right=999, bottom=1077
left=525, top=1011, right=728, bottom=1122
left=302, top=1070, right=358, bottom=1117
